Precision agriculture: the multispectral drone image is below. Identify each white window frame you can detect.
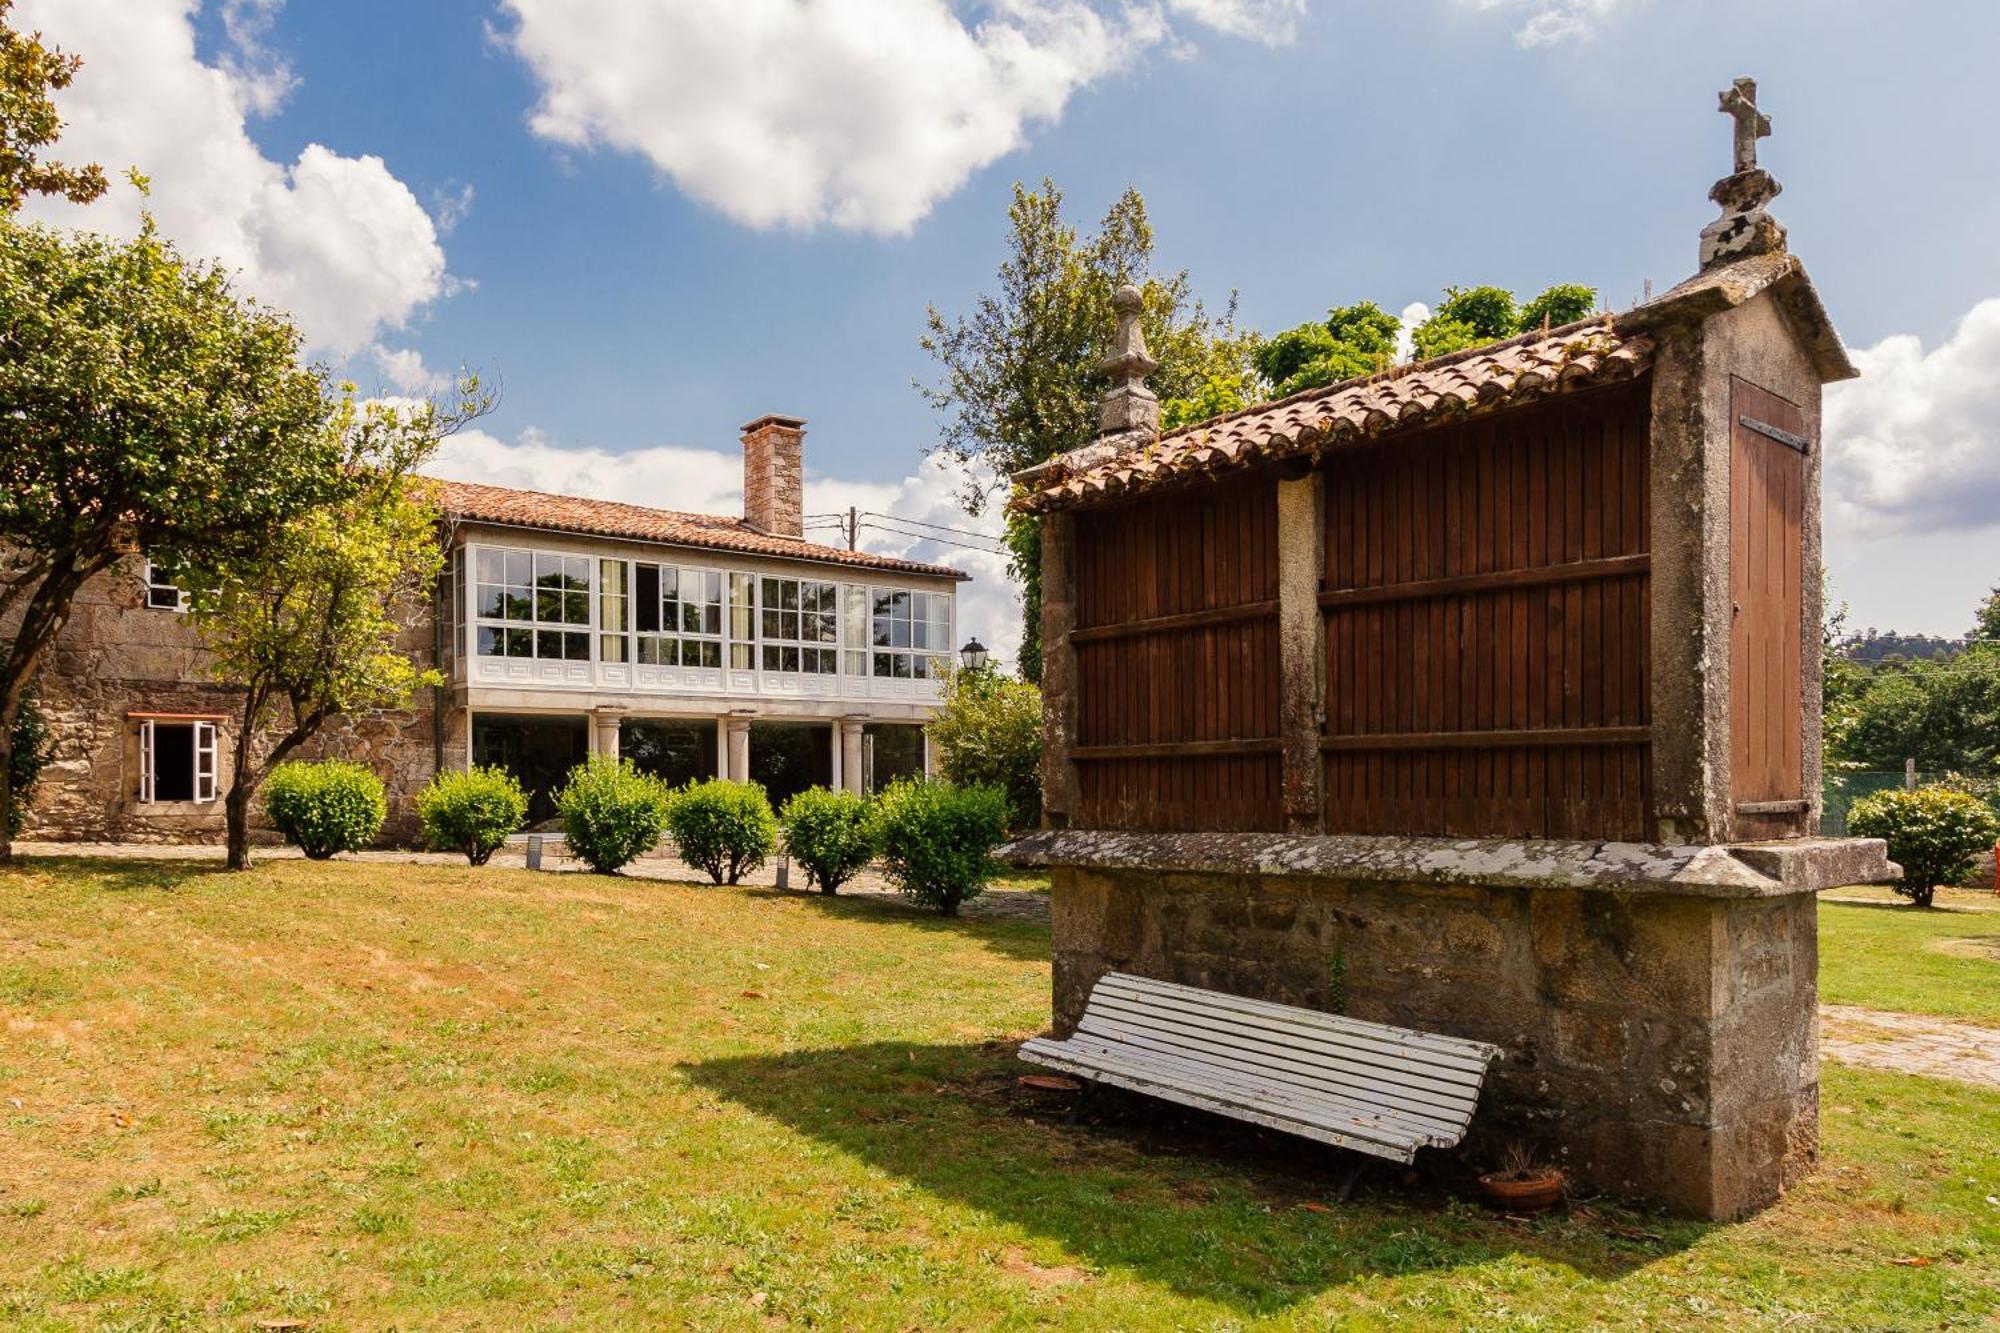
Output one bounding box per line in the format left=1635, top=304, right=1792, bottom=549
left=143, top=560, right=187, bottom=612
left=868, top=588, right=952, bottom=680
left=138, top=718, right=218, bottom=803
left=757, top=576, right=840, bottom=676
left=471, top=545, right=593, bottom=663
left=634, top=563, right=726, bottom=669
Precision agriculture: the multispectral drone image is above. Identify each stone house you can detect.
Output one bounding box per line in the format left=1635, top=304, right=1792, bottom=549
left=17, top=415, right=968, bottom=843
left=1001, top=83, right=1896, bottom=1218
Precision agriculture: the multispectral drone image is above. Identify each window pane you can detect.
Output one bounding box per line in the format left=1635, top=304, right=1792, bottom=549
left=564, top=591, right=589, bottom=624
left=479, top=626, right=505, bottom=656
left=874, top=652, right=892, bottom=677
left=601, top=634, right=627, bottom=662
left=478, top=585, right=505, bottom=618
left=505, top=550, right=531, bottom=585
left=506, top=627, right=533, bottom=656
left=565, top=632, right=590, bottom=660
left=477, top=549, right=504, bottom=583
left=730, top=642, right=753, bottom=669
left=890, top=618, right=909, bottom=648
left=762, top=645, right=780, bottom=672
left=535, top=589, right=560, bottom=622
left=846, top=650, right=865, bottom=676
left=537, top=629, right=563, bottom=658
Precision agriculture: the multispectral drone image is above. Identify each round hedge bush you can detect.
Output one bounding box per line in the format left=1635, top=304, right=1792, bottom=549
left=554, top=756, right=673, bottom=875
left=666, top=779, right=778, bottom=885
left=262, top=760, right=386, bottom=860
left=417, top=765, right=528, bottom=865
left=873, top=778, right=1010, bottom=916
left=779, top=786, right=877, bottom=894
left=1848, top=784, right=2000, bottom=907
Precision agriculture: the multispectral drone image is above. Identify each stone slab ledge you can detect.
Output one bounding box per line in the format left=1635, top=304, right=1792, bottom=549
left=996, top=830, right=1898, bottom=899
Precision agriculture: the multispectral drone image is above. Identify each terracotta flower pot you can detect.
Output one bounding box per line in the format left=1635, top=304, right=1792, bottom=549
left=1478, top=1168, right=1564, bottom=1212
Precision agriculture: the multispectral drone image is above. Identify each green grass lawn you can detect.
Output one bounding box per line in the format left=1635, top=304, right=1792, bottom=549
left=1820, top=893, right=2000, bottom=1023
left=1, top=857, right=1996, bottom=1330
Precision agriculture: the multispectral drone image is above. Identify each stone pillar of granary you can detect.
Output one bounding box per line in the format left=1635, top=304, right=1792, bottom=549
left=1276, top=470, right=1326, bottom=833
left=838, top=717, right=865, bottom=794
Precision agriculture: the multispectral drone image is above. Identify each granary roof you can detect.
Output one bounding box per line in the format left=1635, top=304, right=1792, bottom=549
left=1012, top=317, right=1655, bottom=514
left=428, top=478, right=967, bottom=581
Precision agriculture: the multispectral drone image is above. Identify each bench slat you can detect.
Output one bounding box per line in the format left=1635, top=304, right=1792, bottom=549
left=1091, top=976, right=1496, bottom=1078
left=1021, top=973, right=1499, bottom=1165
left=1081, top=995, right=1488, bottom=1103
left=1071, top=1014, right=1476, bottom=1132
left=1042, top=1034, right=1469, bottom=1140
left=1019, top=1039, right=1430, bottom=1162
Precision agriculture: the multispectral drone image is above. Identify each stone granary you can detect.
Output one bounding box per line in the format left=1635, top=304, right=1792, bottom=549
left=16, top=416, right=966, bottom=844
left=1000, top=81, right=1896, bottom=1219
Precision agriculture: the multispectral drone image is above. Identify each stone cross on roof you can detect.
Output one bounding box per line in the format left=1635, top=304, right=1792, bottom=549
left=1718, top=77, right=1771, bottom=174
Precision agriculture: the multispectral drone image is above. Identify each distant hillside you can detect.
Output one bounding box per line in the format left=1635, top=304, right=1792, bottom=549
left=1840, top=631, right=1967, bottom=665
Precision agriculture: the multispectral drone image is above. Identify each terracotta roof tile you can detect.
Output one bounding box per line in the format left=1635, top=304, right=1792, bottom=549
left=428, top=478, right=966, bottom=580
left=1013, top=319, right=1655, bottom=513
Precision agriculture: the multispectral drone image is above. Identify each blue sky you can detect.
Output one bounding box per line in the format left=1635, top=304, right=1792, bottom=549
left=23, top=0, right=2000, bottom=659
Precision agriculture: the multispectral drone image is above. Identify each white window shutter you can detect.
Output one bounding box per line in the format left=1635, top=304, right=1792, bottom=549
left=138, top=720, right=155, bottom=803
left=193, top=722, right=217, bottom=803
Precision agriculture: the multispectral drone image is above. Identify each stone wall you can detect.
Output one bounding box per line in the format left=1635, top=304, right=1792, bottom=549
left=14, top=560, right=451, bottom=845
left=1009, top=829, right=1892, bottom=1220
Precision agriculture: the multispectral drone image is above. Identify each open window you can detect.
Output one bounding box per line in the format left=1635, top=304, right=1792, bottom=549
left=143, top=560, right=187, bottom=611
left=137, top=717, right=218, bottom=803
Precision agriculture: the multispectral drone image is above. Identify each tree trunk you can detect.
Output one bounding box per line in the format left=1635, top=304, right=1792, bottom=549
left=225, top=782, right=254, bottom=870
left=0, top=731, right=14, bottom=866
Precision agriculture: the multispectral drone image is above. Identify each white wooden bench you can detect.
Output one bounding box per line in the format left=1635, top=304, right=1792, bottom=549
left=1020, top=973, right=1502, bottom=1166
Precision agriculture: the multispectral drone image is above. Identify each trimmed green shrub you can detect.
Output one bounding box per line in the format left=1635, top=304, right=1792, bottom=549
left=554, top=756, right=672, bottom=875
left=262, top=760, right=386, bottom=860
left=416, top=765, right=528, bottom=866
left=874, top=778, right=1010, bottom=916
left=780, top=786, right=877, bottom=894
left=666, top=778, right=778, bottom=885
left=5, top=692, right=53, bottom=839
left=1848, top=785, right=2000, bottom=907
left=928, top=668, right=1042, bottom=831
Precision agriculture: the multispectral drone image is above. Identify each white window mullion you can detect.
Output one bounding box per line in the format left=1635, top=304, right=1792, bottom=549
left=194, top=722, right=217, bottom=803
left=138, top=719, right=155, bottom=803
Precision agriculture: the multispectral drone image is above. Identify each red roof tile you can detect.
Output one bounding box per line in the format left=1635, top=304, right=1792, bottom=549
left=428, top=478, right=966, bottom=580
left=1013, top=319, right=1655, bottom=513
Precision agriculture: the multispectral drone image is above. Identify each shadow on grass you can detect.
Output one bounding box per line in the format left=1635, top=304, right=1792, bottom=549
left=742, top=885, right=1050, bottom=963
left=686, top=1038, right=1699, bottom=1314
left=0, top=854, right=241, bottom=892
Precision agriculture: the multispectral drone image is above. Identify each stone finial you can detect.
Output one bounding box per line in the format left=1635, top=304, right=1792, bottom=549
left=1098, top=283, right=1159, bottom=437
left=1700, top=76, right=1786, bottom=270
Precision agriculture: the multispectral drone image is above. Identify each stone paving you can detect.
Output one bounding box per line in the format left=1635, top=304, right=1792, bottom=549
left=1819, top=1004, right=2000, bottom=1090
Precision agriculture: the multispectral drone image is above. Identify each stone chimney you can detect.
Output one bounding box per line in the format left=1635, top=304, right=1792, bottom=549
left=740, top=414, right=806, bottom=538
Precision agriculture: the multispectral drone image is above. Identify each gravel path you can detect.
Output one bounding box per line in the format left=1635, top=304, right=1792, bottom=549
left=1820, top=1005, right=2000, bottom=1089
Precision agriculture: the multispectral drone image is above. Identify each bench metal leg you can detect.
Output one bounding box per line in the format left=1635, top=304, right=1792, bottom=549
left=1335, top=1158, right=1370, bottom=1203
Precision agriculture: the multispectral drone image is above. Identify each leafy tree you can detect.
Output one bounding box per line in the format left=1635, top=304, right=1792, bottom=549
left=927, top=666, right=1043, bottom=831
left=1252, top=300, right=1403, bottom=398
left=0, top=215, right=338, bottom=859
left=1411, top=283, right=1599, bottom=360
left=4, top=687, right=49, bottom=838
left=1837, top=650, right=2000, bottom=776
left=1821, top=597, right=1870, bottom=769
left=0, top=0, right=107, bottom=211
left=183, top=388, right=483, bottom=869
left=920, top=181, right=1253, bottom=680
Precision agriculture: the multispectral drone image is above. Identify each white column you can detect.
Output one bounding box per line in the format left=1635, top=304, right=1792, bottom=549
left=726, top=715, right=752, bottom=781
left=590, top=708, right=623, bottom=760
left=839, top=718, right=866, bottom=794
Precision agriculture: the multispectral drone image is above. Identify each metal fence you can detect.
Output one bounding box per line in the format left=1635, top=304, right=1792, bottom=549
left=1820, top=768, right=1934, bottom=836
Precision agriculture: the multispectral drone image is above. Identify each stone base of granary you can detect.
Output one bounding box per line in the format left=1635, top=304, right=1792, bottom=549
left=1001, top=830, right=1898, bottom=1220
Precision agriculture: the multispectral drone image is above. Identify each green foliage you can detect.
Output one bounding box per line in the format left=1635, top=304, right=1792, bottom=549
left=416, top=766, right=528, bottom=867
left=1836, top=648, right=2000, bottom=775
left=555, top=756, right=674, bottom=876
left=1250, top=300, right=1404, bottom=399
left=665, top=778, right=778, bottom=885
left=921, top=181, right=1254, bottom=679
left=927, top=668, right=1043, bottom=831
left=873, top=778, right=1011, bottom=916
left=5, top=687, right=47, bottom=838
left=1160, top=370, right=1255, bottom=432
left=0, top=0, right=108, bottom=211
left=1411, top=283, right=1599, bottom=360
left=779, top=787, right=878, bottom=895
left=261, top=761, right=386, bottom=860
left=1847, top=786, right=2000, bottom=907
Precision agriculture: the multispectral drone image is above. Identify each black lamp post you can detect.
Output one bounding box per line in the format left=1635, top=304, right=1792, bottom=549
left=958, top=637, right=990, bottom=672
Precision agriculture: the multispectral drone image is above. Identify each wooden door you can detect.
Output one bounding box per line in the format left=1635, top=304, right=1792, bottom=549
left=1729, top=378, right=1809, bottom=840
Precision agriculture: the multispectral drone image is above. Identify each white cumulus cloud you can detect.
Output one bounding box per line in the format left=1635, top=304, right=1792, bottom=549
left=500, top=0, right=1300, bottom=235
left=1460, top=0, right=1632, bottom=47
left=20, top=0, right=451, bottom=359
left=426, top=431, right=1024, bottom=666
left=1824, top=299, right=2000, bottom=541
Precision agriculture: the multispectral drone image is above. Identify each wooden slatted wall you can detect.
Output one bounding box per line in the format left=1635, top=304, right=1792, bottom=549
left=1319, top=382, right=1653, bottom=840
left=1072, top=471, right=1283, bottom=830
